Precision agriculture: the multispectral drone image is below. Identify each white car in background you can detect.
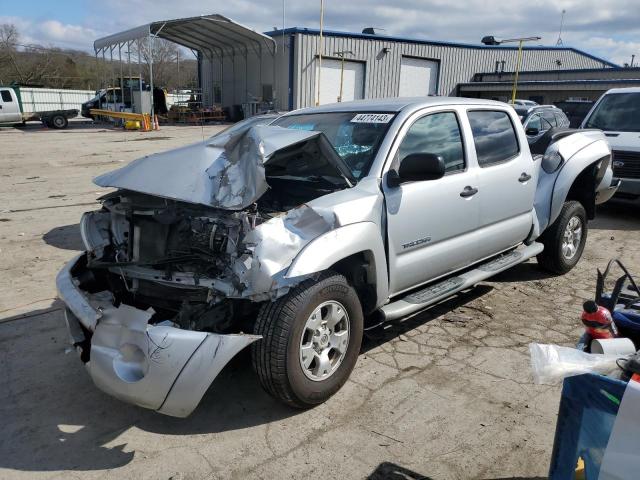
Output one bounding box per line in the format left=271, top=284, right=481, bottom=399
left=582, top=87, right=640, bottom=199
left=510, top=99, right=539, bottom=108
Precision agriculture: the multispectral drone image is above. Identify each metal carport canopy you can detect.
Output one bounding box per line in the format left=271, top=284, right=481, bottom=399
left=93, top=14, right=277, bottom=109
left=94, top=14, right=276, bottom=57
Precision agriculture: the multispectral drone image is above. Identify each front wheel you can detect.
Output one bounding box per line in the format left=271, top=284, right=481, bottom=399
left=252, top=271, right=363, bottom=408
left=537, top=200, right=587, bottom=274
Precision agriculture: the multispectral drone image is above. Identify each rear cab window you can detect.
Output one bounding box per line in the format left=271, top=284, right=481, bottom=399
left=467, top=110, right=520, bottom=167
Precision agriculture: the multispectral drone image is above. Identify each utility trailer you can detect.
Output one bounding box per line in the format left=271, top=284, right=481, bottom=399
left=0, top=85, right=82, bottom=129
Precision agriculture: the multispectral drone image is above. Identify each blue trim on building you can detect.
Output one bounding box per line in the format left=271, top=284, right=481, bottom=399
left=265, top=27, right=618, bottom=68
left=459, top=79, right=640, bottom=88
left=475, top=66, right=640, bottom=76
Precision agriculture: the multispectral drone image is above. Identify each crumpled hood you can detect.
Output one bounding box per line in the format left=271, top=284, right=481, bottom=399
left=94, top=125, right=354, bottom=210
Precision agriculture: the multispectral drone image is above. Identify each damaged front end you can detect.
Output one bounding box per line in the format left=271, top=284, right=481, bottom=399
left=57, top=125, right=349, bottom=416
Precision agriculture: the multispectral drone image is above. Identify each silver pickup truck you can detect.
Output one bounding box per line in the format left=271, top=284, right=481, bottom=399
left=56, top=97, right=618, bottom=417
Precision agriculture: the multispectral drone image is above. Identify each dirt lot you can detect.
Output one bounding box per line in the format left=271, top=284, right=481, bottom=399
left=1, top=122, right=638, bottom=480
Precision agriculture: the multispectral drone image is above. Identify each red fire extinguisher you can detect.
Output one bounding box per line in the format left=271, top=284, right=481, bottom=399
left=581, top=300, right=618, bottom=340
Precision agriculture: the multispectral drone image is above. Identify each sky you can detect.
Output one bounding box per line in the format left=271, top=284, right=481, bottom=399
left=1, top=0, right=639, bottom=66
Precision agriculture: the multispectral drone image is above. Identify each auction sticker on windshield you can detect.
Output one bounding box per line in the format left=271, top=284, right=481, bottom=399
left=351, top=113, right=394, bottom=123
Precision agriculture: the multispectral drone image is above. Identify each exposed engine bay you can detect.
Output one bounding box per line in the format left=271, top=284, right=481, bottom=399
left=72, top=125, right=363, bottom=335
left=78, top=182, right=340, bottom=334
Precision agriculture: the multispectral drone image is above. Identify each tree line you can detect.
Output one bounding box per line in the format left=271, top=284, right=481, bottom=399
left=0, top=23, right=198, bottom=91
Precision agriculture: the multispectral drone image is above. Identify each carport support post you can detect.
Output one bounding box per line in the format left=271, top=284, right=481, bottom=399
left=148, top=32, right=155, bottom=121
left=137, top=39, right=143, bottom=112
left=94, top=50, right=100, bottom=92
left=110, top=46, right=115, bottom=113
left=128, top=41, right=133, bottom=111
left=118, top=43, right=123, bottom=110
left=101, top=49, right=106, bottom=106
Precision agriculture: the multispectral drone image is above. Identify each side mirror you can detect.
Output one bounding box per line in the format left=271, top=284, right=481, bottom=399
left=388, top=153, right=446, bottom=187
left=526, top=126, right=540, bottom=136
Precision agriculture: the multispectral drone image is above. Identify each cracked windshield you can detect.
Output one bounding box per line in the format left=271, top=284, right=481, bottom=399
left=273, top=112, right=396, bottom=179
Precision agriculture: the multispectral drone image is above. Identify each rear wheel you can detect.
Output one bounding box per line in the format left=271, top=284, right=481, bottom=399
left=49, top=114, right=68, bottom=129
left=537, top=200, right=587, bottom=274
left=252, top=271, right=363, bottom=408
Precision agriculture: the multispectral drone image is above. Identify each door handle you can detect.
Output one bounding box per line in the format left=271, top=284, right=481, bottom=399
left=519, top=172, right=532, bottom=183
left=460, top=186, right=478, bottom=198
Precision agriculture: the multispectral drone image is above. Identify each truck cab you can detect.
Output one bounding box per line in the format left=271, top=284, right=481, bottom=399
left=0, top=85, right=78, bottom=129
left=0, top=87, right=23, bottom=124
left=582, top=87, right=640, bottom=199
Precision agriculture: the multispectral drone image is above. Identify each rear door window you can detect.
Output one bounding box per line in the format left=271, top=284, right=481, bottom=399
left=540, top=116, right=554, bottom=132
left=526, top=114, right=541, bottom=132
left=467, top=110, right=520, bottom=167
left=554, top=111, right=569, bottom=128
left=541, top=110, right=557, bottom=127
left=1, top=90, right=13, bottom=102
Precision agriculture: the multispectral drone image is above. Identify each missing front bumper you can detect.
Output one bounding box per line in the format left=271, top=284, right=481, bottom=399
left=57, top=254, right=260, bottom=417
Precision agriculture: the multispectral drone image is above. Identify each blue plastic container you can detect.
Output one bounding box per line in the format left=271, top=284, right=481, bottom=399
left=548, top=373, right=627, bottom=480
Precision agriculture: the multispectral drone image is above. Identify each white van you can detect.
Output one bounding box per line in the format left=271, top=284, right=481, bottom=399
left=582, top=87, right=640, bottom=199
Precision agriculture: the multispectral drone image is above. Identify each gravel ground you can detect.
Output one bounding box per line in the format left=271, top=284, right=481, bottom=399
left=1, top=122, right=638, bottom=480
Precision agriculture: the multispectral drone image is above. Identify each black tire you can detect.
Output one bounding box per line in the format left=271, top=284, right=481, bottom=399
left=537, top=200, right=587, bottom=274
left=252, top=271, right=364, bottom=408
left=49, top=114, right=68, bottom=129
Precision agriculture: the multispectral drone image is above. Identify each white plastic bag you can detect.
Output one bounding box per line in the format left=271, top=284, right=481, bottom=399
left=529, top=343, right=623, bottom=384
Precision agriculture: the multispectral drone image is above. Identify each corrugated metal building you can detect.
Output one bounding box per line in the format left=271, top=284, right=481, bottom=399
left=457, top=67, right=640, bottom=104
left=232, top=27, right=615, bottom=110
left=94, top=15, right=618, bottom=114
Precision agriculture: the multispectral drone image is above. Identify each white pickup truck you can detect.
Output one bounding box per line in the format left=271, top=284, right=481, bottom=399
left=0, top=85, right=78, bottom=129
left=582, top=87, right=640, bottom=199
left=56, top=97, right=618, bottom=416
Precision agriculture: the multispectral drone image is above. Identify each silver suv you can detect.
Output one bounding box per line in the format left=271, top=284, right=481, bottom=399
left=57, top=97, right=617, bottom=416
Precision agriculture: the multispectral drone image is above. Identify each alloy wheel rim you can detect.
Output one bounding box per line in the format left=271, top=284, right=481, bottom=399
left=299, top=300, right=350, bottom=381
left=561, top=215, right=582, bottom=260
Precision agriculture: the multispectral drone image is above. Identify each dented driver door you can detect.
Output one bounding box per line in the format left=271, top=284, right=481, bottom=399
left=383, top=108, right=481, bottom=296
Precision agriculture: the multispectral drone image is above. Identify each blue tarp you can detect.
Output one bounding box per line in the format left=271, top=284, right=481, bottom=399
left=548, top=373, right=627, bottom=479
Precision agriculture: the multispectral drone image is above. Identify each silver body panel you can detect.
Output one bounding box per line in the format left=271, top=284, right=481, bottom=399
left=94, top=125, right=353, bottom=211
left=57, top=97, right=616, bottom=416
left=57, top=255, right=260, bottom=418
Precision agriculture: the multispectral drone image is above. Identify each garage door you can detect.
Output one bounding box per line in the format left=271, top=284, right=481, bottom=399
left=317, top=58, right=365, bottom=105
left=398, top=57, right=438, bottom=97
